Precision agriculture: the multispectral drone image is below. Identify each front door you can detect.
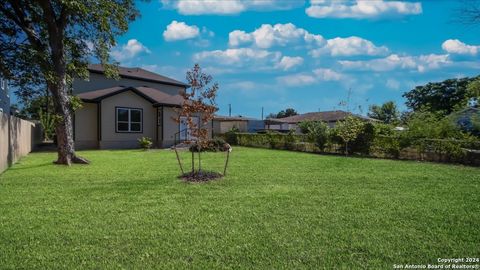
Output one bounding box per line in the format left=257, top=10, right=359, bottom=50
left=179, top=116, right=199, bottom=141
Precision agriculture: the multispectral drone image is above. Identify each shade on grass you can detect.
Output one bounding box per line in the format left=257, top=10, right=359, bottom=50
left=0, top=147, right=479, bottom=269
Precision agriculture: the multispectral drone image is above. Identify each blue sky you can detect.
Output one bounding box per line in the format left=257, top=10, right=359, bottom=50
left=109, top=0, right=480, bottom=118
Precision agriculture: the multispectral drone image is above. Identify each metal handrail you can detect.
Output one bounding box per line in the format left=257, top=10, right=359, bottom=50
left=173, top=123, right=212, bottom=147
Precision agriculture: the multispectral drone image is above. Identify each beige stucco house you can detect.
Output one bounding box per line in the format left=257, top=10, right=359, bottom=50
left=74, top=64, right=205, bottom=149
left=212, top=115, right=249, bottom=134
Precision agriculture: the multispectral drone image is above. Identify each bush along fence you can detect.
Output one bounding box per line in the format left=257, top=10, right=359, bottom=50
left=222, top=132, right=480, bottom=166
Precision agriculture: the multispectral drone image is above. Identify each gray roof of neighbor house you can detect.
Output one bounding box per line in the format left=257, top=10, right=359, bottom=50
left=266, top=110, right=379, bottom=124
left=87, top=64, right=189, bottom=87
left=213, top=115, right=256, bottom=121
left=77, top=86, right=185, bottom=107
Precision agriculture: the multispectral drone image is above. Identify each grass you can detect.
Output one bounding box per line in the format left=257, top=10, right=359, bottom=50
left=0, top=147, right=479, bottom=269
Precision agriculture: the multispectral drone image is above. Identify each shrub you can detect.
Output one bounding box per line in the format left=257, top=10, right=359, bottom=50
left=372, top=135, right=401, bottom=158
left=284, top=129, right=298, bottom=150
left=224, top=127, right=239, bottom=145
left=298, top=120, right=329, bottom=151
left=138, top=137, right=153, bottom=150
left=349, top=122, right=376, bottom=155
left=333, top=116, right=365, bottom=155
left=190, top=137, right=230, bottom=152
left=266, top=130, right=278, bottom=149
left=38, top=110, right=56, bottom=141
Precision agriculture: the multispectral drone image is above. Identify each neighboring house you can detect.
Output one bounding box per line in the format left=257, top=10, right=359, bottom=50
left=265, top=110, right=379, bottom=133
left=247, top=120, right=266, bottom=133
left=73, top=64, right=204, bottom=149
left=451, top=107, right=480, bottom=135
left=213, top=115, right=249, bottom=134
left=0, top=77, right=9, bottom=115
left=212, top=115, right=265, bottom=134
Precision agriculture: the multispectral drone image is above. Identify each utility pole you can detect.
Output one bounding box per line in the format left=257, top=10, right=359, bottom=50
left=261, top=107, right=264, bottom=120
left=228, top=104, right=231, bottom=117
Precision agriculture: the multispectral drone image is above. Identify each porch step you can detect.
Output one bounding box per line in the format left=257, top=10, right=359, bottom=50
left=171, top=143, right=191, bottom=150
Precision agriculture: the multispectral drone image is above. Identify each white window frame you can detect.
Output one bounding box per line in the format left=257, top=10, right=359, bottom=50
left=116, top=107, right=143, bottom=133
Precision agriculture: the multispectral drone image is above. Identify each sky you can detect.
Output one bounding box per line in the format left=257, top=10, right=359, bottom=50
left=107, top=0, right=480, bottom=118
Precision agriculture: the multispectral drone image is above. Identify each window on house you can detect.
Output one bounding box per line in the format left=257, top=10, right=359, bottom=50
left=116, top=107, right=142, bottom=133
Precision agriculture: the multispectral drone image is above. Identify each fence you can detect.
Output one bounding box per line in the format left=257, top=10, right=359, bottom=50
left=222, top=132, right=480, bottom=166
left=0, top=112, right=36, bottom=174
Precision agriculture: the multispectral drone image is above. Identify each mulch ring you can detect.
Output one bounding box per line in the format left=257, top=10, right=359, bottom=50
left=179, top=171, right=224, bottom=182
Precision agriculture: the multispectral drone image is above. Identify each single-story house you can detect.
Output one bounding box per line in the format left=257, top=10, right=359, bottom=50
left=265, top=110, right=379, bottom=133
left=212, top=115, right=249, bottom=134
left=73, top=64, right=209, bottom=149
left=212, top=115, right=265, bottom=135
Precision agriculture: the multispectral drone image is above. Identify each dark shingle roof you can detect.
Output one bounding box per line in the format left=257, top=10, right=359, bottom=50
left=77, top=86, right=184, bottom=107
left=267, top=110, right=378, bottom=124
left=214, top=115, right=255, bottom=121
left=88, top=64, right=188, bottom=87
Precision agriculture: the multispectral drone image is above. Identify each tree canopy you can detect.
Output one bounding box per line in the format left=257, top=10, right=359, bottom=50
left=0, top=0, right=139, bottom=164
left=402, top=76, right=479, bottom=116
left=267, top=108, right=298, bottom=119
left=368, top=101, right=400, bottom=124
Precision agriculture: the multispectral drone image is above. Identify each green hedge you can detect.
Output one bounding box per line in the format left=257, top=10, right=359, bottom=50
left=224, top=132, right=480, bottom=166
left=226, top=133, right=309, bottom=150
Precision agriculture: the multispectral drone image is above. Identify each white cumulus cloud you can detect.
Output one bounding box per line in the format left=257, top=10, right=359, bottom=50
left=193, top=48, right=304, bottom=72
left=161, top=0, right=301, bottom=15
left=229, top=23, right=387, bottom=57
left=306, top=0, right=422, bottom=19
left=193, top=48, right=281, bottom=67
left=277, top=68, right=343, bottom=86
left=174, top=0, right=244, bottom=15
left=442, top=39, right=480, bottom=55
left=339, top=54, right=450, bottom=72
left=313, top=68, right=343, bottom=81
left=310, top=36, right=389, bottom=57
left=110, top=39, right=150, bottom=62
left=277, top=74, right=317, bottom=86
left=275, top=56, right=304, bottom=71
left=228, top=23, right=325, bottom=49
left=163, top=21, right=200, bottom=41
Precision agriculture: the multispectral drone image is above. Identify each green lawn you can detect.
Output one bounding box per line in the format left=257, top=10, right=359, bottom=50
left=0, top=147, right=479, bottom=269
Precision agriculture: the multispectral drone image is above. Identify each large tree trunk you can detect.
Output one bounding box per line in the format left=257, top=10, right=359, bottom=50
left=49, top=80, right=89, bottom=165
left=47, top=30, right=89, bottom=165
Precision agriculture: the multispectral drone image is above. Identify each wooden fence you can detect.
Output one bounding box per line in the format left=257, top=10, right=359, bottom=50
left=0, top=112, right=36, bottom=174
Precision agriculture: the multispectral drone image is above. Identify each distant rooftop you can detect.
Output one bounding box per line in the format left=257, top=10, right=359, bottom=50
left=88, top=64, right=188, bottom=87
left=266, top=110, right=379, bottom=123
left=214, top=115, right=257, bottom=121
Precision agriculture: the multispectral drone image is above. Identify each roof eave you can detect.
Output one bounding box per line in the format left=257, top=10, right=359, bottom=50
left=87, top=68, right=189, bottom=88
left=153, top=103, right=182, bottom=108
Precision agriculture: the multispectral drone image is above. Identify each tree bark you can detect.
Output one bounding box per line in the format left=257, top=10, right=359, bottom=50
left=198, top=146, right=202, bottom=172
left=191, top=150, right=195, bottom=173
left=46, top=24, right=89, bottom=165
left=223, top=150, right=230, bottom=176
left=48, top=80, right=89, bottom=165
left=174, top=147, right=184, bottom=175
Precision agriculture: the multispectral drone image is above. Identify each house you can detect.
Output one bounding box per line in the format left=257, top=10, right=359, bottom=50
left=451, top=107, right=480, bottom=135
left=212, top=115, right=265, bottom=135
left=265, top=110, right=379, bottom=133
left=0, top=77, right=9, bottom=115
left=73, top=64, right=207, bottom=149
left=212, top=115, right=249, bottom=134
